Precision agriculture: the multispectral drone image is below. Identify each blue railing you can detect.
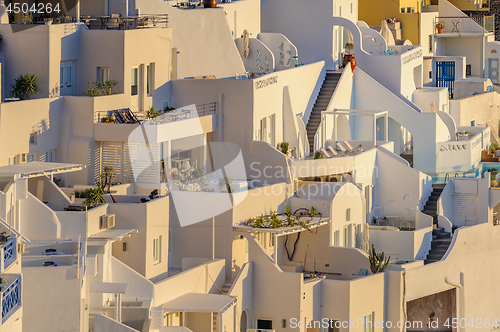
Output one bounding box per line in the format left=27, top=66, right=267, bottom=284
left=2, top=276, right=21, bottom=323
left=1, top=239, right=16, bottom=271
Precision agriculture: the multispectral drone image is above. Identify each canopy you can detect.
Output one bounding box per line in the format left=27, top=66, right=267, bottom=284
left=161, top=293, right=235, bottom=313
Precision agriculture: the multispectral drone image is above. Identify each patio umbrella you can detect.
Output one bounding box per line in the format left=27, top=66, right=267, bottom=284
left=241, top=30, right=250, bottom=58
left=380, top=20, right=395, bottom=46
left=360, top=222, right=370, bottom=253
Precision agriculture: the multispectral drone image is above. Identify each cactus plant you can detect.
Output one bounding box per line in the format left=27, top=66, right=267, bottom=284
left=369, top=244, right=390, bottom=273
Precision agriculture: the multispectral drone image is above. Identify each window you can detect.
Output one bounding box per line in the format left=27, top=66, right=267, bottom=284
left=97, top=67, right=109, bottom=82
left=327, top=320, right=341, bottom=332
left=334, top=230, right=340, bottom=246
left=131, top=67, right=139, bottom=96
left=29, top=132, right=37, bottom=145
left=401, top=7, right=405, bottom=13
left=346, top=208, right=351, bottom=221
left=364, top=313, right=374, bottom=332
left=343, top=226, right=348, bottom=247
left=466, top=64, right=472, bottom=76
left=269, top=114, right=276, bottom=147
left=428, top=35, right=432, bottom=53
left=8, top=156, right=16, bottom=165
left=350, top=3, right=353, bottom=13
left=257, top=319, right=272, bottom=329
left=45, top=150, right=56, bottom=163
left=268, top=233, right=275, bottom=248
left=27, top=153, right=35, bottom=163
left=147, top=63, right=155, bottom=96
left=259, top=118, right=267, bottom=142
left=153, top=236, right=162, bottom=264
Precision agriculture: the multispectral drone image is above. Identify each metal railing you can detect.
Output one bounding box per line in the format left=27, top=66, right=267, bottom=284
left=85, top=14, right=168, bottom=30
left=0, top=239, right=16, bottom=272
left=435, top=15, right=494, bottom=34
left=1, top=276, right=21, bottom=323
left=148, top=102, right=217, bottom=125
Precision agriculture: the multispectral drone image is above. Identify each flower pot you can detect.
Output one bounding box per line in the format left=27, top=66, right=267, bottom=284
left=343, top=54, right=356, bottom=70
left=203, top=0, right=217, bottom=8
left=437, top=28, right=443, bottom=34
left=457, top=133, right=468, bottom=141
left=44, top=18, right=53, bottom=25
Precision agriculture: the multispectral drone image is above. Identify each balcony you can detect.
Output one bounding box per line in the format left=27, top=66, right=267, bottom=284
left=0, top=238, right=17, bottom=273
left=148, top=102, right=217, bottom=125
left=434, top=15, right=494, bottom=35
left=1, top=275, right=21, bottom=323
left=10, top=13, right=168, bottom=30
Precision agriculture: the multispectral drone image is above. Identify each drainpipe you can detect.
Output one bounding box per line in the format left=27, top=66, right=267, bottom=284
left=481, top=33, right=485, bottom=78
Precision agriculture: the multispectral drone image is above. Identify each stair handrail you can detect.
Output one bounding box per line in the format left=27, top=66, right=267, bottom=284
left=455, top=173, right=459, bottom=178
left=444, top=173, right=449, bottom=183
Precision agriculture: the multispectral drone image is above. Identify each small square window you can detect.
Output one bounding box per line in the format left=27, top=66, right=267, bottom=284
left=97, top=67, right=109, bottom=82
left=29, top=132, right=37, bottom=145
left=401, top=7, right=405, bottom=13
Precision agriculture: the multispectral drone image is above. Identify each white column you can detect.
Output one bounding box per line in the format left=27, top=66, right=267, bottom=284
left=273, top=234, right=277, bottom=266
left=373, top=114, right=377, bottom=147
left=76, top=0, right=80, bottom=22
left=212, top=217, right=215, bottom=260
left=384, top=113, right=389, bottom=143
left=114, top=293, right=119, bottom=322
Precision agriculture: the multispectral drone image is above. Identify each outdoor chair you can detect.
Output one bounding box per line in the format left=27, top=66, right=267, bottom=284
left=327, top=146, right=339, bottom=157
left=123, top=108, right=141, bottom=124
left=112, top=110, right=126, bottom=123
left=321, top=148, right=332, bottom=158
left=106, top=17, right=120, bottom=29
left=336, top=143, right=353, bottom=156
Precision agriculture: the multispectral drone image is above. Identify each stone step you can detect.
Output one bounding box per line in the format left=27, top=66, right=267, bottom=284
left=431, top=191, right=442, bottom=197
left=428, top=196, right=439, bottom=201
left=428, top=249, right=448, bottom=256
left=422, top=209, right=437, bottom=215
left=424, top=259, right=439, bottom=265
left=432, top=227, right=445, bottom=235
left=427, top=254, right=444, bottom=260
left=437, top=232, right=451, bottom=239
left=434, top=237, right=452, bottom=244
left=431, top=243, right=451, bottom=250
left=432, top=184, right=446, bottom=189
left=425, top=201, right=438, bottom=207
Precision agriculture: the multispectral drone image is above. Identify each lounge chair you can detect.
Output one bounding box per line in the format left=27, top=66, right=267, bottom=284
left=112, top=110, right=126, bottom=123
left=343, top=141, right=355, bottom=150
left=122, top=108, right=141, bottom=124
left=327, top=146, right=339, bottom=157
left=336, top=143, right=352, bottom=156
left=321, top=148, right=332, bottom=158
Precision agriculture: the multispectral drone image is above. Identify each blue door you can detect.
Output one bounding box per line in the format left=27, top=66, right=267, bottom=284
left=436, top=61, right=455, bottom=98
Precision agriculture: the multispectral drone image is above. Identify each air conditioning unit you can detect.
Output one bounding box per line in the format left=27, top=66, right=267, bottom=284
left=101, top=214, right=116, bottom=229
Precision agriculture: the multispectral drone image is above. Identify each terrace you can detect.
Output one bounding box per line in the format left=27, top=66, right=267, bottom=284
left=10, top=13, right=168, bottom=30
left=434, top=15, right=494, bottom=36
left=0, top=274, right=21, bottom=324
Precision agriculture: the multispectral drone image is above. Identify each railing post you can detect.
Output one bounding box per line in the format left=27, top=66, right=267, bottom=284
left=0, top=247, right=4, bottom=273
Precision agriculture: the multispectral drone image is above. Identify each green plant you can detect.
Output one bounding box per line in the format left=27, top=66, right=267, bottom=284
left=146, top=106, right=160, bottom=120
left=53, top=178, right=61, bottom=187
left=74, top=190, right=80, bottom=198
left=218, top=176, right=234, bottom=193
left=369, top=244, right=390, bottom=273
left=10, top=74, right=39, bottom=100
left=84, top=79, right=118, bottom=97
left=489, top=142, right=499, bottom=154
left=164, top=106, right=176, bottom=112
left=82, top=181, right=106, bottom=209
left=436, top=22, right=444, bottom=29
left=279, top=142, right=289, bottom=155
left=101, top=116, right=114, bottom=123
left=97, top=166, right=115, bottom=193
left=345, top=42, right=354, bottom=55
left=314, top=151, right=324, bottom=159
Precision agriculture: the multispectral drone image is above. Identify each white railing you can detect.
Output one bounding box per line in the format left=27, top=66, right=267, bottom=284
left=0, top=238, right=16, bottom=273
left=435, top=15, right=494, bottom=34
left=1, top=276, right=21, bottom=323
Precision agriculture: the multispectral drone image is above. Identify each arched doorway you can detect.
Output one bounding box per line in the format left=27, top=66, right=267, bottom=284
left=240, top=310, right=248, bottom=332
left=232, top=235, right=248, bottom=280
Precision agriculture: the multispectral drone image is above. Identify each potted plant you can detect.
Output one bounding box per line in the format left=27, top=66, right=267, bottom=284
left=146, top=106, right=160, bottom=120
left=10, top=74, right=39, bottom=100
left=489, top=142, right=499, bottom=155
left=369, top=245, right=390, bottom=273
left=203, top=0, right=217, bottom=8
left=101, top=116, right=114, bottom=123
left=436, top=22, right=444, bottom=34
left=44, top=13, right=54, bottom=25
left=342, top=42, right=356, bottom=70
left=456, top=131, right=469, bottom=141
left=279, top=142, right=289, bottom=155
left=314, top=150, right=324, bottom=159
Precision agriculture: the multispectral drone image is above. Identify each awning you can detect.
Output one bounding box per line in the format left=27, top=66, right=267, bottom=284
left=89, top=228, right=137, bottom=241
left=161, top=293, right=236, bottom=313
left=90, top=282, right=128, bottom=294
left=0, top=162, right=83, bottom=179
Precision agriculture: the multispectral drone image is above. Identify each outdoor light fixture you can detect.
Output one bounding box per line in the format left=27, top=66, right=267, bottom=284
left=282, top=319, right=286, bottom=328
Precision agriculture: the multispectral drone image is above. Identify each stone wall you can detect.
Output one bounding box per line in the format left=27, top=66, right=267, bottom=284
left=463, top=0, right=500, bottom=40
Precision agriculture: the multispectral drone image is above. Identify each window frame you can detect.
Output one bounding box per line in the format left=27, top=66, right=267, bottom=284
left=153, top=235, right=162, bottom=264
